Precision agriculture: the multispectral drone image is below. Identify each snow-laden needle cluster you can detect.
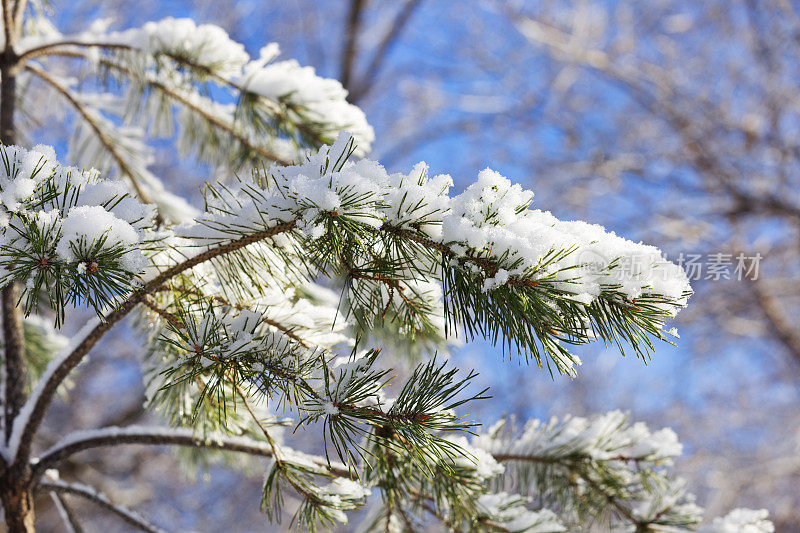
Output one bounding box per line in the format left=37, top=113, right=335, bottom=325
left=180, top=132, right=692, bottom=375
left=15, top=15, right=374, bottom=223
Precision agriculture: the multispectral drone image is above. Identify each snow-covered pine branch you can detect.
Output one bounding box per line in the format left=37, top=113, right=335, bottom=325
left=0, top=6, right=773, bottom=531
left=13, top=15, right=374, bottom=221
left=0, top=130, right=766, bottom=530
left=32, top=425, right=348, bottom=478
left=180, top=132, right=691, bottom=375
left=472, top=410, right=699, bottom=530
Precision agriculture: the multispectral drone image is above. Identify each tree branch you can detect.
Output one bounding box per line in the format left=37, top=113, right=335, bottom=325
left=37, top=479, right=166, bottom=533
left=11, top=0, right=26, bottom=39
left=17, top=41, right=136, bottom=63
left=32, top=425, right=349, bottom=478
left=20, top=42, right=330, bottom=149
left=24, top=63, right=154, bottom=204
left=349, top=0, right=423, bottom=103
left=157, top=285, right=312, bottom=348
left=49, top=491, right=84, bottom=533
left=749, top=276, right=800, bottom=364
left=12, top=221, right=297, bottom=466
left=494, top=452, right=657, bottom=530
left=340, top=0, right=367, bottom=93
left=0, top=49, right=27, bottom=452
left=2, top=0, right=13, bottom=48
left=105, top=60, right=291, bottom=165
left=2, top=283, right=26, bottom=443
left=26, top=49, right=293, bottom=166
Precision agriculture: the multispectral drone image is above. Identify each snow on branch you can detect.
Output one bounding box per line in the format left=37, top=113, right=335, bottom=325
left=474, top=411, right=699, bottom=529
left=699, top=509, right=774, bottom=533
left=184, top=132, right=690, bottom=373
left=6, top=318, right=101, bottom=462
left=16, top=17, right=374, bottom=158
left=33, top=425, right=349, bottom=479
left=23, top=62, right=198, bottom=222
left=38, top=477, right=166, bottom=533
left=0, top=7, right=774, bottom=533
left=475, top=492, right=565, bottom=532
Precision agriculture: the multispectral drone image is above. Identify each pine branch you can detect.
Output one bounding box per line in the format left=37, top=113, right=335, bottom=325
left=480, top=412, right=694, bottom=530
left=573, top=470, right=640, bottom=528
left=18, top=41, right=332, bottom=150
left=24, top=63, right=154, bottom=204
left=37, top=479, right=166, bottom=533
left=12, top=221, right=297, bottom=466
left=79, top=54, right=293, bottom=165
left=17, top=41, right=137, bottom=63
left=32, top=425, right=349, bottom=479
left=162, top=286, right=312, bottom=349
left=148, top=221, right=298, bottom=288
left=230, top=380, right=356, bottom=523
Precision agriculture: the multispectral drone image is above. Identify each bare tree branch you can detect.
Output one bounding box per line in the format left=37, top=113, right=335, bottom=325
left=11, top=0, right=26, bottom=39
left=749, top=277, right=800, bottom=363
left=1, top=0, right=13, bottom=48
left=340, top=0, right=367, bottom=92
left=349, top=0, right=423, bottom=103
left=49, top=491, right=84, bottom=533
left=38, top=479, right=166, bottom=533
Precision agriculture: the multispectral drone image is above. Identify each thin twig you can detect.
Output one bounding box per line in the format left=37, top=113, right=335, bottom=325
left=38, top=479, right=166, bottom=533
left=340, top=0, right=367, bottom=92
left=49, top=491, right=84, bottom=533
left=24, top=63, right=153, bottom=203
left=349, top=0, right=423, bottom=102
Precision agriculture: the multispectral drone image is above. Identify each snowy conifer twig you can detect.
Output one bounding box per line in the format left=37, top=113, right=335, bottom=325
left=14, top=220, right=298, bottom=464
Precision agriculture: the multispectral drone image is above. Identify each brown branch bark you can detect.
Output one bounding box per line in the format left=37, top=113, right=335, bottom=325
left=1, top=0, right=13, bottom=50
left=11, top=0, right=26, bottom=40
left=0, top=42, right=24, bottom=444
left=0, top=29, right=36, bottom=532
left=32, top=427, right=350, bottom=479
left=750, top=277, right=800, bottom=364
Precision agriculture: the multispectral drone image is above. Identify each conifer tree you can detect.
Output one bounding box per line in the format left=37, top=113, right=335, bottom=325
left=0, top=2, right=774, bottom=532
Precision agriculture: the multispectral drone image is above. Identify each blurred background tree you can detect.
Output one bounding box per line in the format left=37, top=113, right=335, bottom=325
left=29, top=0, right=800, bottom=530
